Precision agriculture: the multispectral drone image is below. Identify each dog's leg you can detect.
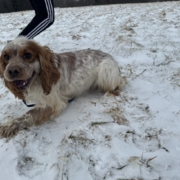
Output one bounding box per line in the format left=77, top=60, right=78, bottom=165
left=109, top=86, right=120, bottom=96
left=96, top=59, right=126, bottom=92
left=0, top=106, right=53, bottom=138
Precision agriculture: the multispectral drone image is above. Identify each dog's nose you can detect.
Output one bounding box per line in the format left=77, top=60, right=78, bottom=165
left=8, top=66, right=20, bottom=78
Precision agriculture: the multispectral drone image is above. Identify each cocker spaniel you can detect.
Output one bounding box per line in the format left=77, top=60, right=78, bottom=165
left=0, top=37, right=125, bottom=138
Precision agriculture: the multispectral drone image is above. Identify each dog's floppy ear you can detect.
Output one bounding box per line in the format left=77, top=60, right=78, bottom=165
left=0, top=53, right=4, bottom=78
left=38, top=46, right=60, bottom=95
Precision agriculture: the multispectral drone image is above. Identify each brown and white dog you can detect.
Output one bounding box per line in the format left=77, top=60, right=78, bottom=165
left=0, top=36, right=125, bottom=138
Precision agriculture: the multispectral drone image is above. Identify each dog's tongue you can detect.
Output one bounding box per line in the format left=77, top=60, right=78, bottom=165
left=14, top=80, right=28, bottom=88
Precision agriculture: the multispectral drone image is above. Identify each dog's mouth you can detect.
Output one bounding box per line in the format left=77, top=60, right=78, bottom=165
left=13, top=72, right=35, bottom=90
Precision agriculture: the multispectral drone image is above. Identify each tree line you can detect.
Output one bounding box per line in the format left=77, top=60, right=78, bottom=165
left=0, top=0, right=178, bottom=13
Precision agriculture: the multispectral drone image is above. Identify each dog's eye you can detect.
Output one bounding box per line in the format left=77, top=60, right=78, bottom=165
left=23, top=53, right=32, bottom=59
left=4, top=54, right=10, bottom=61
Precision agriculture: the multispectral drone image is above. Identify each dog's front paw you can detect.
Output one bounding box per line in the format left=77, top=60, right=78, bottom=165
left=0, top=122, right=20, bottom=138
left=109, top=86, right=120, bottom=96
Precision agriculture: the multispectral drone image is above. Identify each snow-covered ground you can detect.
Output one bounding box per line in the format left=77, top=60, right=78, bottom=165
left=0, top=1, right=180, bottom=179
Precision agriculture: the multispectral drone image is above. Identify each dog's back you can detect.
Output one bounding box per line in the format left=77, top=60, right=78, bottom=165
left=56, top=49, right=125, bottom=97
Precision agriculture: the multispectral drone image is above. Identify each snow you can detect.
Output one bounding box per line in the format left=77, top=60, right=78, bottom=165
left=0, top=1, right=180, bottom=179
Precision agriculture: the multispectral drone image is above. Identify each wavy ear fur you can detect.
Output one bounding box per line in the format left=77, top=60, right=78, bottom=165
left=38, top=46, right=60, bottom=95
left=0, top=52, right=6, bottom=78
left=0, top=55, right=3, bottom=78
left=4, top=81, right=25, bottom=99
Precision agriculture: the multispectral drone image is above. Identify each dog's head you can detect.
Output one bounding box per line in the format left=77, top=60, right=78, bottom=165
left=0, top=37, right=60, bottom=99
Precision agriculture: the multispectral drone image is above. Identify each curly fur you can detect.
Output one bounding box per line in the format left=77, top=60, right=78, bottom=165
left=0, top=37, right=126, bottom=138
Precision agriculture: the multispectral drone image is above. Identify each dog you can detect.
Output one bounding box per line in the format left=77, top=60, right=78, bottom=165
left=0, top=36, right=125, bottom=138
